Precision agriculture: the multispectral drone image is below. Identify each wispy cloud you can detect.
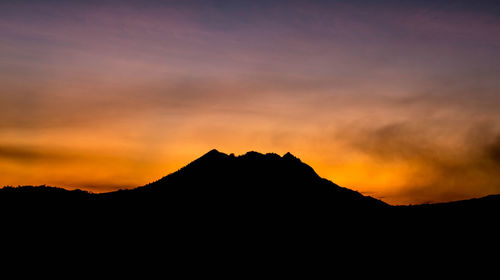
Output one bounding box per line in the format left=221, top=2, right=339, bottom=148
left=338, top=121, right=500, bottom=204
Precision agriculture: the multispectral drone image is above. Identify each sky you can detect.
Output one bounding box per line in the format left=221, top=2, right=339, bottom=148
left=1, top=0, right=500, bottom=205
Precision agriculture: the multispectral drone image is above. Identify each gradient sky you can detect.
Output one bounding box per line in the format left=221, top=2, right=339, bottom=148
left=1, top=0, right=500, bottom=204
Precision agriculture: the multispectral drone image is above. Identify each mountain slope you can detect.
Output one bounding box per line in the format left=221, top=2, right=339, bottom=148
left=2, top=149, right=500, bottom=220
left=1, top=150, right=498, bottom=255
left=133, top=149, right=388, bottom=210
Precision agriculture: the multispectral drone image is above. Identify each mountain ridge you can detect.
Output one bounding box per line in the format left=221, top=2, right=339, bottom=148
left=138, top=149, right=388, bottom=209
left=0, top=149, right=500, bottom=208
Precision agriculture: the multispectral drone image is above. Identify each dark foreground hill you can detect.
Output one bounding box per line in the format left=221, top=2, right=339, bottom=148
left=1, top=149, right=499, bottom=216
left=1, top=149, right=499, bottom=237
left=2, top=149, right=499, bottom=264
left=101, top=149, right=389, bottom=214
left=0, top=150, right=391, bottom=222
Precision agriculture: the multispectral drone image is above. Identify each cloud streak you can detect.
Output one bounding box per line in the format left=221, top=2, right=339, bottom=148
left=338, top=121, right=500, bottom=204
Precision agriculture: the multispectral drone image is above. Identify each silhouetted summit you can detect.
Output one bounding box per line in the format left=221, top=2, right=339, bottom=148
left=2, top=150, right=499, bottom=260
left=2, top=149, right=500, bottom=224
left=197, top=148, right=228, bottom=161
left=0, top=150, right=391, bottom=223
left=126, top=150, right=388, bottom=214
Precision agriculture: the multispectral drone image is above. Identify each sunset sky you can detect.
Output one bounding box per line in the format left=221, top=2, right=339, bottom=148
left=1, top=0, right=500, bottom=204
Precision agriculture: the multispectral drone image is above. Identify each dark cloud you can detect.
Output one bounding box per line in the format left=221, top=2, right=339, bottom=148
left=485, top=135, right=500, bottom=164
left=341, top=121, right=500, bottom=204
left=0, top=144, right=71, bottom=163
left=0, top=143, right=124, bottom=164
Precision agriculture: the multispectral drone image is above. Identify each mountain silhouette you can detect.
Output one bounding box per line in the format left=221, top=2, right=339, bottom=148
left=1, top=149, right=499, bottom=227
left=2, top=149, right=500, bottom=259
left=108, top=149, right=389, bottom=212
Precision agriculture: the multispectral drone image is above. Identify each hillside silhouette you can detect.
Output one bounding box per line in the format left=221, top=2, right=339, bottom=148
left=1, top=149, right=499, bottom=228
left=102, top=149, right=389, bottom=213
left=3, top=148, right=500, bottom=261
left=0, top=150, right=389, bottom=220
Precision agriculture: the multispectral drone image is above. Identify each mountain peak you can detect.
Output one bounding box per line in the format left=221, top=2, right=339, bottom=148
left=182, top=149, right=229, bottom=168
left=198, top=150, right=302, bottom=163
left=283, top=152, right=299, bottom=161
left=200, top=149, right=227, bottom=159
